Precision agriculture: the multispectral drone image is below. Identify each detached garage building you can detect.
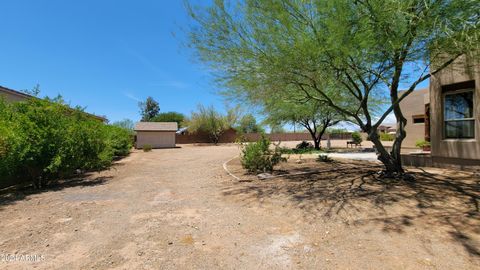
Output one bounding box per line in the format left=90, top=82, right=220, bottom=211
left=134, top=122, right=178, bottom=149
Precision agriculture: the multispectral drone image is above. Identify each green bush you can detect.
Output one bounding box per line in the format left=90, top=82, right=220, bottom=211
left=240, top=135, right=285, bottom=173
left=351, top=132, right=363, bottom=144
left=379, top=133, right=394, bottom=141
left=296, top=141, right=313, bottom=150
left=317, top=154, right=333, bottom=163
left=0, top=98, right=132, bottom=188
left=104, top=125, right=133, bottom=157
left=143, top=144, right=153, bottom=152
left=279, top=147, right=323, bottom=155
left=415, top=139, right=431, bottom=149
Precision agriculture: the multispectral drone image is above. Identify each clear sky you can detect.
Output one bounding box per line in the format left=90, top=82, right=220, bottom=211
left=0, top=0, right=429, bottom=127
left=0, top=0, right=224, bottom=123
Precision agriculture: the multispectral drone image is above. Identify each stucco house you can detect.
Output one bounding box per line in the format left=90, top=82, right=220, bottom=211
left=429, top=55, right=479, bottom=167
left=401, top=54, right=480, bottom=169
left=378, top=125, right=396, bottom=135
left=0, top=85, right=32, bottom=102
left=134, top=122, right=178, bottom=149
left=398, top=88, right=430, bottom=149
left=0, top=85, right=107, bottom=122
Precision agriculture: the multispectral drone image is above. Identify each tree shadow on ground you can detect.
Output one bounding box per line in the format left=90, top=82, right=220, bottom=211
left=0, top=174, right=112, bottom=211
left=222, top=161, right=480, bottom=257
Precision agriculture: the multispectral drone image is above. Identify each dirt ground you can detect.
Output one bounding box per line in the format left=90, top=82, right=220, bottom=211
left=0, top=144, right=479, bottom=269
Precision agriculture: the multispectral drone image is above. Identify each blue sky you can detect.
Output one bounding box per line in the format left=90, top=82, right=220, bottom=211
left=0, top=0, right=224, bottom=123
left=0, top=0, right=429, bottom=127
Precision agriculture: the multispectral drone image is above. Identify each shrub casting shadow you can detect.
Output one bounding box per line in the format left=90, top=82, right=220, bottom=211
left=0, top=174, right=112, bottom=211
left=222, top=161, right=480, bottom=257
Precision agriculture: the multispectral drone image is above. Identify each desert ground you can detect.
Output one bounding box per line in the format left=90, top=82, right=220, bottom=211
left=0, top=144, right=479, bottom=269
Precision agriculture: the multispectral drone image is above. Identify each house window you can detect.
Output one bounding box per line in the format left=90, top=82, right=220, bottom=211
left=412, top=115, right=425, bottom=124
left=444, top=89, right=475, bottom=139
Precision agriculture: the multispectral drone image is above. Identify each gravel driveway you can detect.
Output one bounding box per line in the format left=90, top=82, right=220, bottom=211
left=0, top=144, right=478, bottom=269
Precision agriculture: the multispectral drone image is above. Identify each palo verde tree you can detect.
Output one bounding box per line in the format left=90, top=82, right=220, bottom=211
left=264, top=98, right=343, bottom=150
left=187, top=105, right=237, bottom=144
left=251, top=82, right=347, bottom=149
left=112, top=119, right=135, bottom=131
left=139, top=96, right=160, bottom=121
left=151, top=111, right=186, bottom=127
left=186, top=0, right=479, bottom=178
left=237, top=113, right=264, bottom=134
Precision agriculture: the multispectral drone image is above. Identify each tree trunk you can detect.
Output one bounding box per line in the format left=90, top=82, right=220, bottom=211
left=210, top=133, right=220, bottom=145
left=370, top=52, right=410, bottom=179
left=368, top=131, right=405, bottom=177
left=305, top=129, right=321, bottom=150
left=313, top=139, right=321, bottom=150
left=315, top=124, right=328, bottom=151
left=303, top=120, right=330, bottom=150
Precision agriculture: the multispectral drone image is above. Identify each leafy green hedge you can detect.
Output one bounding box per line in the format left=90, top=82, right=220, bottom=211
left=0, top=98, right=132, bottom=188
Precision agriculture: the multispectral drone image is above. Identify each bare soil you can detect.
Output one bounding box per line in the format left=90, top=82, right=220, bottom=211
left=1, top=144, right=479, bottom=269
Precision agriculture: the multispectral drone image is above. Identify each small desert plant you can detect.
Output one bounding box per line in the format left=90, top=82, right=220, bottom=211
left=235, top=133, right=248, bottom=144
left=142, top=144, right=152, bottom=152
left=296, top=140, right=313, bottom=150
left=415, top=139, right=431, bottom=150
left=380, top=133, right=394, bottom=141
left=317, top=154, right=333, bottom=163
left=240, top=135, right=285, bottom=173
left=351, top=132, right=363, bottom=144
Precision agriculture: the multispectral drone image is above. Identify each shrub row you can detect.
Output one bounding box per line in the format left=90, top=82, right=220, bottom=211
left=0, top=98, right=132, bottom=188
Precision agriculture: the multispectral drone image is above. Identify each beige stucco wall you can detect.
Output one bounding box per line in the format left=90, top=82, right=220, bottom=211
left=399, top=88, right=428, bottom=148
left=0, top=91, right=28, bottom=103
left=136, top=131, right=176, bottom=149
left=430, top=55, right=480, bottom=160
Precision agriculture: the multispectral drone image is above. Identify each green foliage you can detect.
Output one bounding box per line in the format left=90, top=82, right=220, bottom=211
left=317, top=154, right=333, bottom=163
left=279, top=147, right=324, bottom=155
left=351, top=132, right=363, bottom=144
left=186, top=0, right=480, bottom=173
left=112, top=119, right=135, bottom=131
left=380, top=133, right=395, bottom=141
left=142, top=144, right=153, bottom=152
left=263, top=97, right=343, bottom=150
left=270, top=125, right=286, bottom=134
left=327, top=128, right=348, bottom=134
left=150, top=112, right=185, bottom=127
left=22, top=84, right=41, bottom=97
left=104, top=125, right=133, bottom=156
left=415, top=140, right=431, bottom=149
left=187, top=105, right=235, bottom=144
left=139, top=96, right=160, bottom=121
left=0, top=98, right=131, bottom=188
left=296, top=141, right=313, bottom=150
left=237, top=114, right=263, bottom=134
left=240, top=135, right=285, bottom=173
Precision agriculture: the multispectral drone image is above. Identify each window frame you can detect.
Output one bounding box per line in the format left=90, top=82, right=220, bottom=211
left=442, top=88, right=475, bottom=140
left=412, top=115, right=425, bottom=125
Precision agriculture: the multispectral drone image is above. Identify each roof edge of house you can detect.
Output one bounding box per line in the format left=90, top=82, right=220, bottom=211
left=134, top=121, right=179, bottom=132
left=0, top=85, right=107, bottom=122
